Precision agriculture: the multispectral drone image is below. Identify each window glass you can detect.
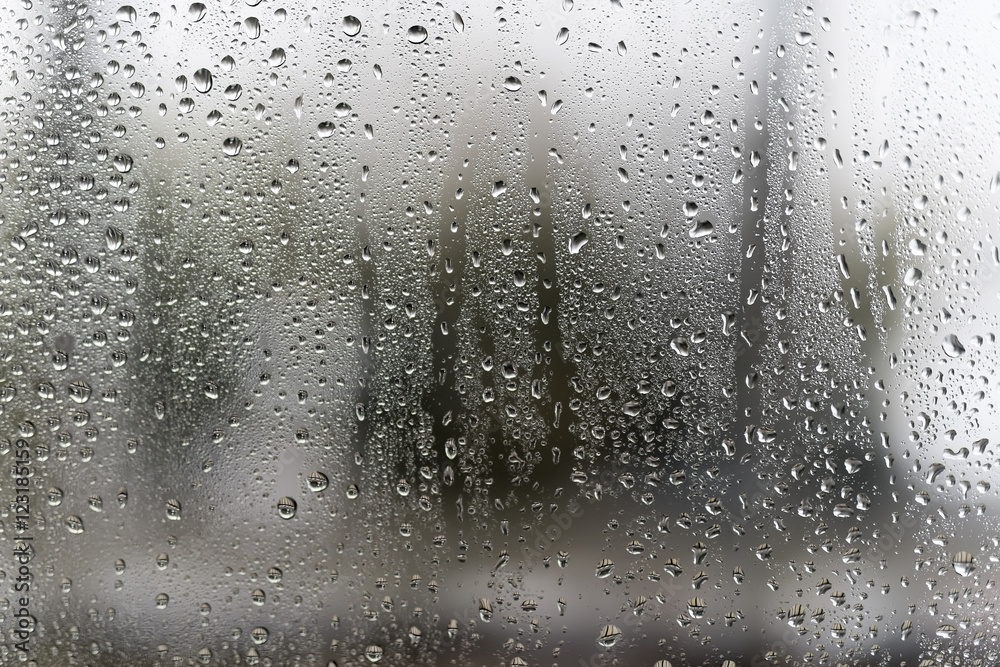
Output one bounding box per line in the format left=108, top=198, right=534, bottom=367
left=2, top=2, right=997, bottom=666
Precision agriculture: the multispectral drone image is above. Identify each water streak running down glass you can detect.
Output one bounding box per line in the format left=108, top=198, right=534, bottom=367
left=1, top=1, right=999, bottom=666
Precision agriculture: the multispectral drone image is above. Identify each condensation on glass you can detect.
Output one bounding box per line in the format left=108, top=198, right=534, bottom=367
left=1, top=1, right=998, bottom=666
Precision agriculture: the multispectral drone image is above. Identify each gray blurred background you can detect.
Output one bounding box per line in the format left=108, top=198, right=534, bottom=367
left=2, top=1, right=1000, bottom=666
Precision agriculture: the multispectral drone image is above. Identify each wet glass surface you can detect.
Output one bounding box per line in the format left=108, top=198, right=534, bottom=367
left=2, top=1, right=1000, bottom=666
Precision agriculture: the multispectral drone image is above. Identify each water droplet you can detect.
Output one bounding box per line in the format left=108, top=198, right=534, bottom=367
left=47, top=487, right=64, bottom=506
left=597, top=625, right=622, bottom=647
left=277, top=496, right=297, bottom=519
left=52, top=350, right=69, bottom=370
left=243, top=17, right=261, bottom=39
left=193, top=68, right=212, bottom=93
left=106, top=226, right=125, bottom=250
left=407, top=25, right=428, bottom=44
left=452, top=12, right=464, bottom=33
left=479, top=598, right=493, bottom=621
left=942, top=334, right=965, bottom=357
left=308, top=471, right=328, bottom=492
left=503, top=76, right=522, bottom=91
left=268, top=48, right=286, bottom=67
left=689, top=220, right=714, bottom=238
left=556, top=27, right=570, bottom=45
left=953, top=551, right=975, bottom=576
left=188, top=2, right=206, bottom=21
left=569, top=231, right=588, bottom=254
left=166, top=499, right=182, bottom=520
left=223, top=137, right=243, bottom=156
left=116, top=5, right=137, bottom=23
left=342, top=15, right=362, bottom=36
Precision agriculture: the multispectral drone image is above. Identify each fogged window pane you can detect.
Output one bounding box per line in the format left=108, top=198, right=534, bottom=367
left=2, top=1, right=998, bottom=666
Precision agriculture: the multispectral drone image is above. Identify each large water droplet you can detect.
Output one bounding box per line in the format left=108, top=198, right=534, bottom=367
left=342, top=15, right=362, bottom=36
left=188, top=2, right=206, bottom=21
left=277, top=496, right=297, bottom=519
left=407, top=25, right=428, bottom=44
left=192, top=68, right=212, bottom=93
left=569, top=231, right=588, bottom=254
left=223, top=137, right=243, bottom=156
left=942, top=334, right=965, bottom=358
left=597, top=625, right=622, bottom=647
left=689, top=220, right=714, bottom=238
left=952, top=551, right=975, bottom=576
